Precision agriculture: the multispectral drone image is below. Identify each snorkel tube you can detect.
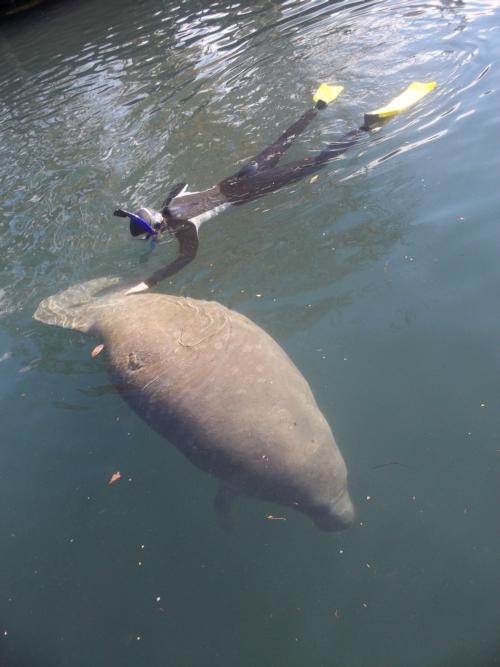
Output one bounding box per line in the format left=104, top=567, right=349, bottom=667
left=113, top=207, right=165, bottom=240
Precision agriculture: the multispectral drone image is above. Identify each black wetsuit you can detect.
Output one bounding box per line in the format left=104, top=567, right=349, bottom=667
left=144, top=100, right=368, bottom=288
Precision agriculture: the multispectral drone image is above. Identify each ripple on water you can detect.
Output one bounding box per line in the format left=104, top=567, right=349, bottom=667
left=0, top=0, right=495, bottom=317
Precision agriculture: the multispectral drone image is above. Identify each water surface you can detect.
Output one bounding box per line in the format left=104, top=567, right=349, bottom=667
left=0, top=0, right=499, bottom=665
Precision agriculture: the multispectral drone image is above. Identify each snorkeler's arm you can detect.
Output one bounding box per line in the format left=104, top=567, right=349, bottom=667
left=144, top=220, right=199, bottom=288
left=125, top=220, right=198, bottom=294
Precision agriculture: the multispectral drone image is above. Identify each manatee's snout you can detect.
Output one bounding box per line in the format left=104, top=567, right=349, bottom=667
left=33, top=277, right=123, bottom=332
left=311, top=491, right=355, bottom=532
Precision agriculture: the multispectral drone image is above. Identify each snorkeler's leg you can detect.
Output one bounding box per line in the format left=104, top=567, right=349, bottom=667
left=312, top=127, right=366, bottom=164
left=243, top=81, right=439, bottom=187
left=226, top=126, right=368, bottom=199
left=241, top=106, right=321, bottom=175
left=219, top=126, right=369, bottom=201
left=236, top=84, right=343, bottom=177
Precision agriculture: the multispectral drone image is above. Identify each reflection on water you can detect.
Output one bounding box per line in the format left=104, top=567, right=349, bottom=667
left=1, top=0, right=499, bottom=665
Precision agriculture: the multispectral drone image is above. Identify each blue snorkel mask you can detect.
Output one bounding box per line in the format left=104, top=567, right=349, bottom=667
left=113, top=207, right=165, bottom=240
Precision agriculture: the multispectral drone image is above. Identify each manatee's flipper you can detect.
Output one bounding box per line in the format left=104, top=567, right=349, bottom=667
left=214, top=484, right=238, bottom=532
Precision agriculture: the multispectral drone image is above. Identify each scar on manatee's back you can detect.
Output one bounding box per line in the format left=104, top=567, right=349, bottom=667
left=126, top=350, right=161, bottom=371
left=128, top=352, right=143, bottom=371
left=176, top=307, right=231, bottom=348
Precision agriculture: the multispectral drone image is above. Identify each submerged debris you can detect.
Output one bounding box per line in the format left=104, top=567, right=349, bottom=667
left=107, top=471, right=121, bottom=485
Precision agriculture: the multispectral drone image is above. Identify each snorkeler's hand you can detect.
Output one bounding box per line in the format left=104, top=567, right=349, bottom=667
left=125, top=282, right=149, bottom=295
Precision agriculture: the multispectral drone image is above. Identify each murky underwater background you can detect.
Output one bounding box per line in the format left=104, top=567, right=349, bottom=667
left=0, top=0, right=499, bottom=665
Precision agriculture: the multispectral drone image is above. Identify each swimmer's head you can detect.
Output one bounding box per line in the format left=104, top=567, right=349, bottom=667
left=113, top=207, right=166, bottom=240
left=128, top=208, right=164, bottom=238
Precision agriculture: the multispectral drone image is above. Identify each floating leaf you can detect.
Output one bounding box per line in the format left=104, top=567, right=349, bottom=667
left=108, top=471, right=121, bottom=485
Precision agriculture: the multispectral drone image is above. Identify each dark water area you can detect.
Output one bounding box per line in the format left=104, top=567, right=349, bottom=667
left=0, top=0, right=499, bottom=665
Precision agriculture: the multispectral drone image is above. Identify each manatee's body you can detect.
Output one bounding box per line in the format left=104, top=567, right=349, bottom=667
left=34, top=278, right=354, bottom=531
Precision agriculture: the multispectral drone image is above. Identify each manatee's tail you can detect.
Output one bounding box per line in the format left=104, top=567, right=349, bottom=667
left=33, top=276, right=123, bottom=332
left=311, top=490, right=355, bottom=532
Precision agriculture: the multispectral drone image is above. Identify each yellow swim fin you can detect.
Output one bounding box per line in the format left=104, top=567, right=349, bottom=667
left=313, top=83, right=344, bottom=106
left=364, top=81, right=436, bottom=127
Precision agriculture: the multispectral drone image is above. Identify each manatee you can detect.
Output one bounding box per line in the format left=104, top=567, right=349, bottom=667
left=34, top=277, right=354, bottom=531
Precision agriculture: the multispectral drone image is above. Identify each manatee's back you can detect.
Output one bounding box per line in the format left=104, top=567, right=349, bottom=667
left=97, top=293, right=349, bottom=514
left=34, top=284, right=353, bottom=528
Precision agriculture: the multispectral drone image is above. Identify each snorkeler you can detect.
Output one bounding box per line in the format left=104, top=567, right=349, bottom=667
left=114, top=81, right=436, bottom=293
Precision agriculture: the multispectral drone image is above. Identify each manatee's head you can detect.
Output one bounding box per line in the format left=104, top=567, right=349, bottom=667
left=33, top=276, right=124, bottom=333
left=308, top=490, right=355, bottom=532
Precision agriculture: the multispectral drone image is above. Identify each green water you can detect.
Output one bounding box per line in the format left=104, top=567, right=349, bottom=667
left=0, top=0, right=499, bottom=665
